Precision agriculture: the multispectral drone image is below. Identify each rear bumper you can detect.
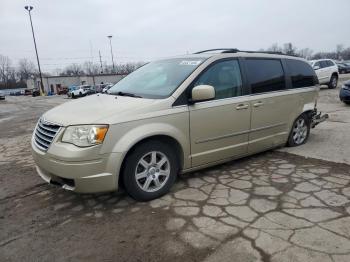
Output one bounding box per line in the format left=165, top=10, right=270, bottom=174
left=32, top=140, right=122, bottom=193
left=311, top=109, right=328, bottom=128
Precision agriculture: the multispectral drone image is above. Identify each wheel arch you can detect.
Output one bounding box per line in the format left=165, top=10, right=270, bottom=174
left=118, top=134, right=185, bottom=189
left=332, top=72, right=339, bottom=78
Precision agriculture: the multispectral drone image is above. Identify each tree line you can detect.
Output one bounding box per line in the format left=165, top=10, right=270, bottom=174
left=1, top=43, right=350, bottom=90
left=262, top=43, right=350, bottom=60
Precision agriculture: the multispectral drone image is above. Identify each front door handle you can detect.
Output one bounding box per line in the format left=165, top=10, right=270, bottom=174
left=236, top=104, right=249, bottom=110
left=253, top=101, right=264, bottom=107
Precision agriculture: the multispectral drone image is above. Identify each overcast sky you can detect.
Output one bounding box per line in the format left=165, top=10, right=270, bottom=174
left=1, top=0, right=349, bottom=73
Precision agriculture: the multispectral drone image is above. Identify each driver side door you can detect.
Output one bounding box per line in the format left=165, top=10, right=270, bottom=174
left=189, top=59, right=251, bottom=167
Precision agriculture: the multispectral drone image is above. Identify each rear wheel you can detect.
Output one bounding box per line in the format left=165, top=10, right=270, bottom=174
left=122, top=141, right=178, bottom=201
left=328, top=74, right=338, bottom=89
left=287, top=114, right=310, bottom=147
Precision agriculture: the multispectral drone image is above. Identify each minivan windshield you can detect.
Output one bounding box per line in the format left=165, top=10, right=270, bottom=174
left=108, top=58, right=205, bottom=98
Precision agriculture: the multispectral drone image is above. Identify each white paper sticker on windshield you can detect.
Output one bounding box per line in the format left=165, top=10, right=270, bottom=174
left=179, top=60, right=202, bottom=66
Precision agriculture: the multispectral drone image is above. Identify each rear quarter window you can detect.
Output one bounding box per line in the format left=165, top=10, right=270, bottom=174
left=286, top=59, right=317, bottom=88
left=245, top=59, right=285, bottom=94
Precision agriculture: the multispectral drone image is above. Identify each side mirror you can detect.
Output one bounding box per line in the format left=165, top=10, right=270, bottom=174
left=190, top=85, right=215, bottom=103
left=313, top=65, right=320, bottom=70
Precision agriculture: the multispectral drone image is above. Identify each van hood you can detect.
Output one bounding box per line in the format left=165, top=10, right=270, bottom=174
left=43, top=94, right=165, bottom=126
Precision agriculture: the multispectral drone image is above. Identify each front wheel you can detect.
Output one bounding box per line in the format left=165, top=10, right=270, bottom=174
left=328, top=75, right=338, bottom=89
left=122, top=141, right=179, bottom=201
left=287, top=114, right=310, bottom=147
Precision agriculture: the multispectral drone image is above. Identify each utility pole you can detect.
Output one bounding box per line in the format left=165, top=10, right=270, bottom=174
left=99, top=50, right=103, bottom=74
left=24, top=6, right=45, bottom=95
left=107, top=35, right=115, bottom=73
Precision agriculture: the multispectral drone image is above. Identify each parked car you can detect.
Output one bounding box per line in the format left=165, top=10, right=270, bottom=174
left=32, top=49, right=327, bottom=201
left=24, top=89, right=33, bottom=96
left=102, top=83, right=113, bottom=93
left=10, top=90, right=23, bottom=96
left=67, top=85, right=77, bottom=98
left=70, top=85, right=90, bottom=98
left=32, top=88, right=40, bottom=97
left=337, top=62, right=350, bottom=74
left=340, top=80, right=350, bottom=105
left=95, top=83, right=112, bottom=93
left=0, top=91, right=5, bottom=100
left=86, top=86, right=97, bottom=96
left=309, top=59, right=338, bottom=89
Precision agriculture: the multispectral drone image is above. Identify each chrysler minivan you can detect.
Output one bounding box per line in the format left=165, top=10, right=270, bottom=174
left=32, top=49, right=327, bottom=201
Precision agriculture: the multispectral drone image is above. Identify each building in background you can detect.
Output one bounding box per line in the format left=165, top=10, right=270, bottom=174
left=27, top=73, right=127, bottom=94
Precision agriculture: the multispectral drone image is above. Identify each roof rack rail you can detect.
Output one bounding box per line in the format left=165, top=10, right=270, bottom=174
left=238, top=50, right=285, bottom=55
left=194, top=48, right=298, bottom=57
left=194, top=48, right=239, bottom=54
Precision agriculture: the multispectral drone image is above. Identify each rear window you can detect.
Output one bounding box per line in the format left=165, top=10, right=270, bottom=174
left=286, top=59, right=317, bottom=88
left=245, top=59, right=285, bottom=94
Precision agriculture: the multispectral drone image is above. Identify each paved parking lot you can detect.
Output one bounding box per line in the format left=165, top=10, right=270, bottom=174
left=0, top=77, right=350, bottom=262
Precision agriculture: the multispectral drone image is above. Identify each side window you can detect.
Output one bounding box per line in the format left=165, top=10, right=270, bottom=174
left=327, top=60, right=335, bottom=67
left=286, top=59, right=317, bottom=88
left=314, top=61, right=321, bottom=68
left=320, top=60, right=328, bottom=68
left=245, top=59, right=285, bottom=94
left=193, top=60, right=242, bottom=100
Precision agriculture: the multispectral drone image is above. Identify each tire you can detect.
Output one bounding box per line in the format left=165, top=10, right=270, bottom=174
left=79, top=92, right=82, bottom=97
left=122, top=141, right=179, bottom=201
left=328, top=74, right=338, bottom=89
left=72, top=93, right=75, bottom=99
left=287, top=114, right=310, bottom=147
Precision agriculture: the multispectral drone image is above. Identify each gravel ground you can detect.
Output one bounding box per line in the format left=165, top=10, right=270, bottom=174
left=0, top=79, right=350, bottom=262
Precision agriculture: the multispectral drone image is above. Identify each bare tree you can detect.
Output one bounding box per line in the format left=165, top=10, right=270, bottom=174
left=283, top=43, right=297, bottom=55
left=297, top=48, right=314, bottom=60
left=60, top=63, right=83, bottom=76
left=17, top=58, right=36, bottom=81
left=0, top=54, right=13, bottom=88
left=267, top=43, right=282, bottom=53
left=83, top=61, right=100, bottom=75
left=336, top=44, right=344, bottom=60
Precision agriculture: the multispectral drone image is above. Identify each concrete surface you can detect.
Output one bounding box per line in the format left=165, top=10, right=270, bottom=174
left=0, top=78, right=350, bottom=262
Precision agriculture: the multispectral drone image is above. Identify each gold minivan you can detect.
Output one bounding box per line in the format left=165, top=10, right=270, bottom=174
left=32, top=49, right=327, bottom=201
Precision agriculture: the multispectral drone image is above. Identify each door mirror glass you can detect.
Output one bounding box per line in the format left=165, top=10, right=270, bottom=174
left=313, top=65, right=320, bottom=70
left=191, top=85, right=215, bottom=103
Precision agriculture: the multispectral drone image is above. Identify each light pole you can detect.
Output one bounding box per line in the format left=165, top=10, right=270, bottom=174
left=107, top=35, right=115, bottom=73
left=25, top=5, right=45, bottom=95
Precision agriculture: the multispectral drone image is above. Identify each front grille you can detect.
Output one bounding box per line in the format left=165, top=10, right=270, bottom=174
left=34, top=118, right=61, bottom=151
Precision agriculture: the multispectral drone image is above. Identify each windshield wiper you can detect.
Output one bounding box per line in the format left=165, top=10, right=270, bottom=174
left=114, top=91, right=142, bottom=98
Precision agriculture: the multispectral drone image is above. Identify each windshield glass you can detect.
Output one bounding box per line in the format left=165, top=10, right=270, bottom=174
left=109, top=58, right=205, bottom=98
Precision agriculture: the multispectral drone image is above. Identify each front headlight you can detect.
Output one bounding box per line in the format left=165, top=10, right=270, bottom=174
left=62, top=125, right=108, bottom=147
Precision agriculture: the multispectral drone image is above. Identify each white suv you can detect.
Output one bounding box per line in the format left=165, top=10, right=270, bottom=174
left=70, top=85, right=90, bottom=98
left=310, top=59, right=339, bottom=89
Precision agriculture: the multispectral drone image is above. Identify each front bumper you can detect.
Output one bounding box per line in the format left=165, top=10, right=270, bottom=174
left=32, top=140, right=122, bottom=193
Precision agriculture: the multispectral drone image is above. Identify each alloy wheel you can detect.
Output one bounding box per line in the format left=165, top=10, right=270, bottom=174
left=292, top=118, right=308, bottom=144
left=135, top=151, right=171, bottom=192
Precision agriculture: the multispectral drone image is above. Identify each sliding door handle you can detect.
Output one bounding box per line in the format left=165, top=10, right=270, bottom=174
left=236, top=104, right=249, bottom=110
left=253, top=101, right=264, bottom=107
